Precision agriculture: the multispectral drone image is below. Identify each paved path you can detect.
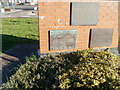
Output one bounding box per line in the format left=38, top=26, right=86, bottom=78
left=1, top=5, right=38, bottom=18
left=0, top=44, right=39, bottom=84
left=14, top=5, right=37, bottom=10
left=1, top=9, right=38, bottom=18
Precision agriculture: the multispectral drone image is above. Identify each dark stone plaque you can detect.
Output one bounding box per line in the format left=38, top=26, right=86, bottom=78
left=50, top=30, right=77, bottom=50
left=71, top=2, right=99, bottom=25
left=90, top=28, right=113, bottom=47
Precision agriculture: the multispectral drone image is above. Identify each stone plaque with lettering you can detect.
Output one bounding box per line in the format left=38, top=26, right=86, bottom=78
left=90, top=28, right=113, bottom=47
left=50, top=30, right=77, bottom=50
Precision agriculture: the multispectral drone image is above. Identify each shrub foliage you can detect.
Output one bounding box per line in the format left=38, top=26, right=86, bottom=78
left=2, top=50, right=120, bottom=89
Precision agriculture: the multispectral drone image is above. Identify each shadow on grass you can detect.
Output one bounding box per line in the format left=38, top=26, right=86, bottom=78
left=1, top=34, right=39, bottom=83
left=2, top=34, right=38, bottom=53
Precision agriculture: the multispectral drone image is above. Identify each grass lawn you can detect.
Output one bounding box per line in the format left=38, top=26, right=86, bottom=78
left=2, top=18, right=39, bottom=53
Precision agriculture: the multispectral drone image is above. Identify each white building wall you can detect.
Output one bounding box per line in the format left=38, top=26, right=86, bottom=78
left=1, top=0, right=37, bottom=3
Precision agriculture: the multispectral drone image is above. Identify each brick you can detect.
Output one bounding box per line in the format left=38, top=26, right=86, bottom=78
left=40, top=40, right=48, bottom=44
left=39, top=23, right=45, bottom=27
left=50, top=6, right=61, bottom=9
left=64, top=23, right=69, bottom=26
left=77, top=45, right=88, bottom=48
left=44, top=16, right=55, bottom=20
left=45, top=23, right=55, bottom=27
left=55, top=2, right=67, bottom=6
left=39, top=32, right=48, bottom=35
left=60, top=19, right=69, bottom=23
left=40, top=43, right=48, bottom=47
left=55, top=16, right=66, bottom=20
left=44, top=9, right=56, bottom=13
left=100, top=2, right=106, bottom=7
left=99, top=12, right=108, bottom=17
left=40, top=20, right=49, bottom=24
left=38, top=6, right=50, bottom=10
left=55, top=9, right=66, bottom=13
left=77, top=40, right=89, bottom=43
left=100, top=6, right=108, bottom=10
left=39, top=13, right=50, bottom=16
left=77, top=43, right=88, bottom=46
left=77, top=36, right=89, bottom=39
left=69, top=26, right=79, bottom=29
left=40, top=40, right=48, bottom=43
left=49, top=20, right=58, bottom=23
left=44, top=2, right=55, bottom=6
left=38, top=2, right=44, bottom=6
left=40, top=35, right=47, bottom=39
left=60, top=5, right=70, bottom=9
left=55, top=23, right=66, bottom=26
left=56, top=26, right=70, bottom=30
left=40, top=48, right=48, bottom=51
left=38, top=10, right=45, bottom=13
left=56, top=13, right=69, bottom=16
left=45, top=13, right=56, bottom=16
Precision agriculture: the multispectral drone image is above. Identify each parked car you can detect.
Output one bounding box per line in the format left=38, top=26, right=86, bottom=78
left=18, top=3, right=25, bottom=5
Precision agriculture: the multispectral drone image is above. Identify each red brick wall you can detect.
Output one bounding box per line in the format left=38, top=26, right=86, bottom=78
left=38, top=1, right=119, bottom=54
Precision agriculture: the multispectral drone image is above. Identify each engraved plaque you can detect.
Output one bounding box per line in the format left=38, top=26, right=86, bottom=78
left=50, top=30, right=77, bottom=50
left=71, top=2, right=99, bottom=25
left=90, top=28, right=113, bottom=47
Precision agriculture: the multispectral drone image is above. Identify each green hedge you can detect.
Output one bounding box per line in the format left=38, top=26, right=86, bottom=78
left=2, top=50, right=120, bottom=89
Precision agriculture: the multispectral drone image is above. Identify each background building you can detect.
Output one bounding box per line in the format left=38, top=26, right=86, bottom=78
left=1, top=0, right=37, bottom=4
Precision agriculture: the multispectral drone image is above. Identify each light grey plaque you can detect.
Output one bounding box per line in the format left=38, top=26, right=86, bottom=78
left=71, top=2, right=99, bottom=25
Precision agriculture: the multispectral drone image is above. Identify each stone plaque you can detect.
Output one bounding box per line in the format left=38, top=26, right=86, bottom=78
left=90, top=28, right=113, bottom=47
left=50, top=30, right=77, bottom=50
left=71, top=2, right=99, bottom=25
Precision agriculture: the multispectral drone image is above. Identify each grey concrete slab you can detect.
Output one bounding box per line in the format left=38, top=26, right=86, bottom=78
left=50, top=30, right=77, bottom=50
left=71, top=2, right=99, bottom=25
left=90, top=28, right=113, bottom=47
